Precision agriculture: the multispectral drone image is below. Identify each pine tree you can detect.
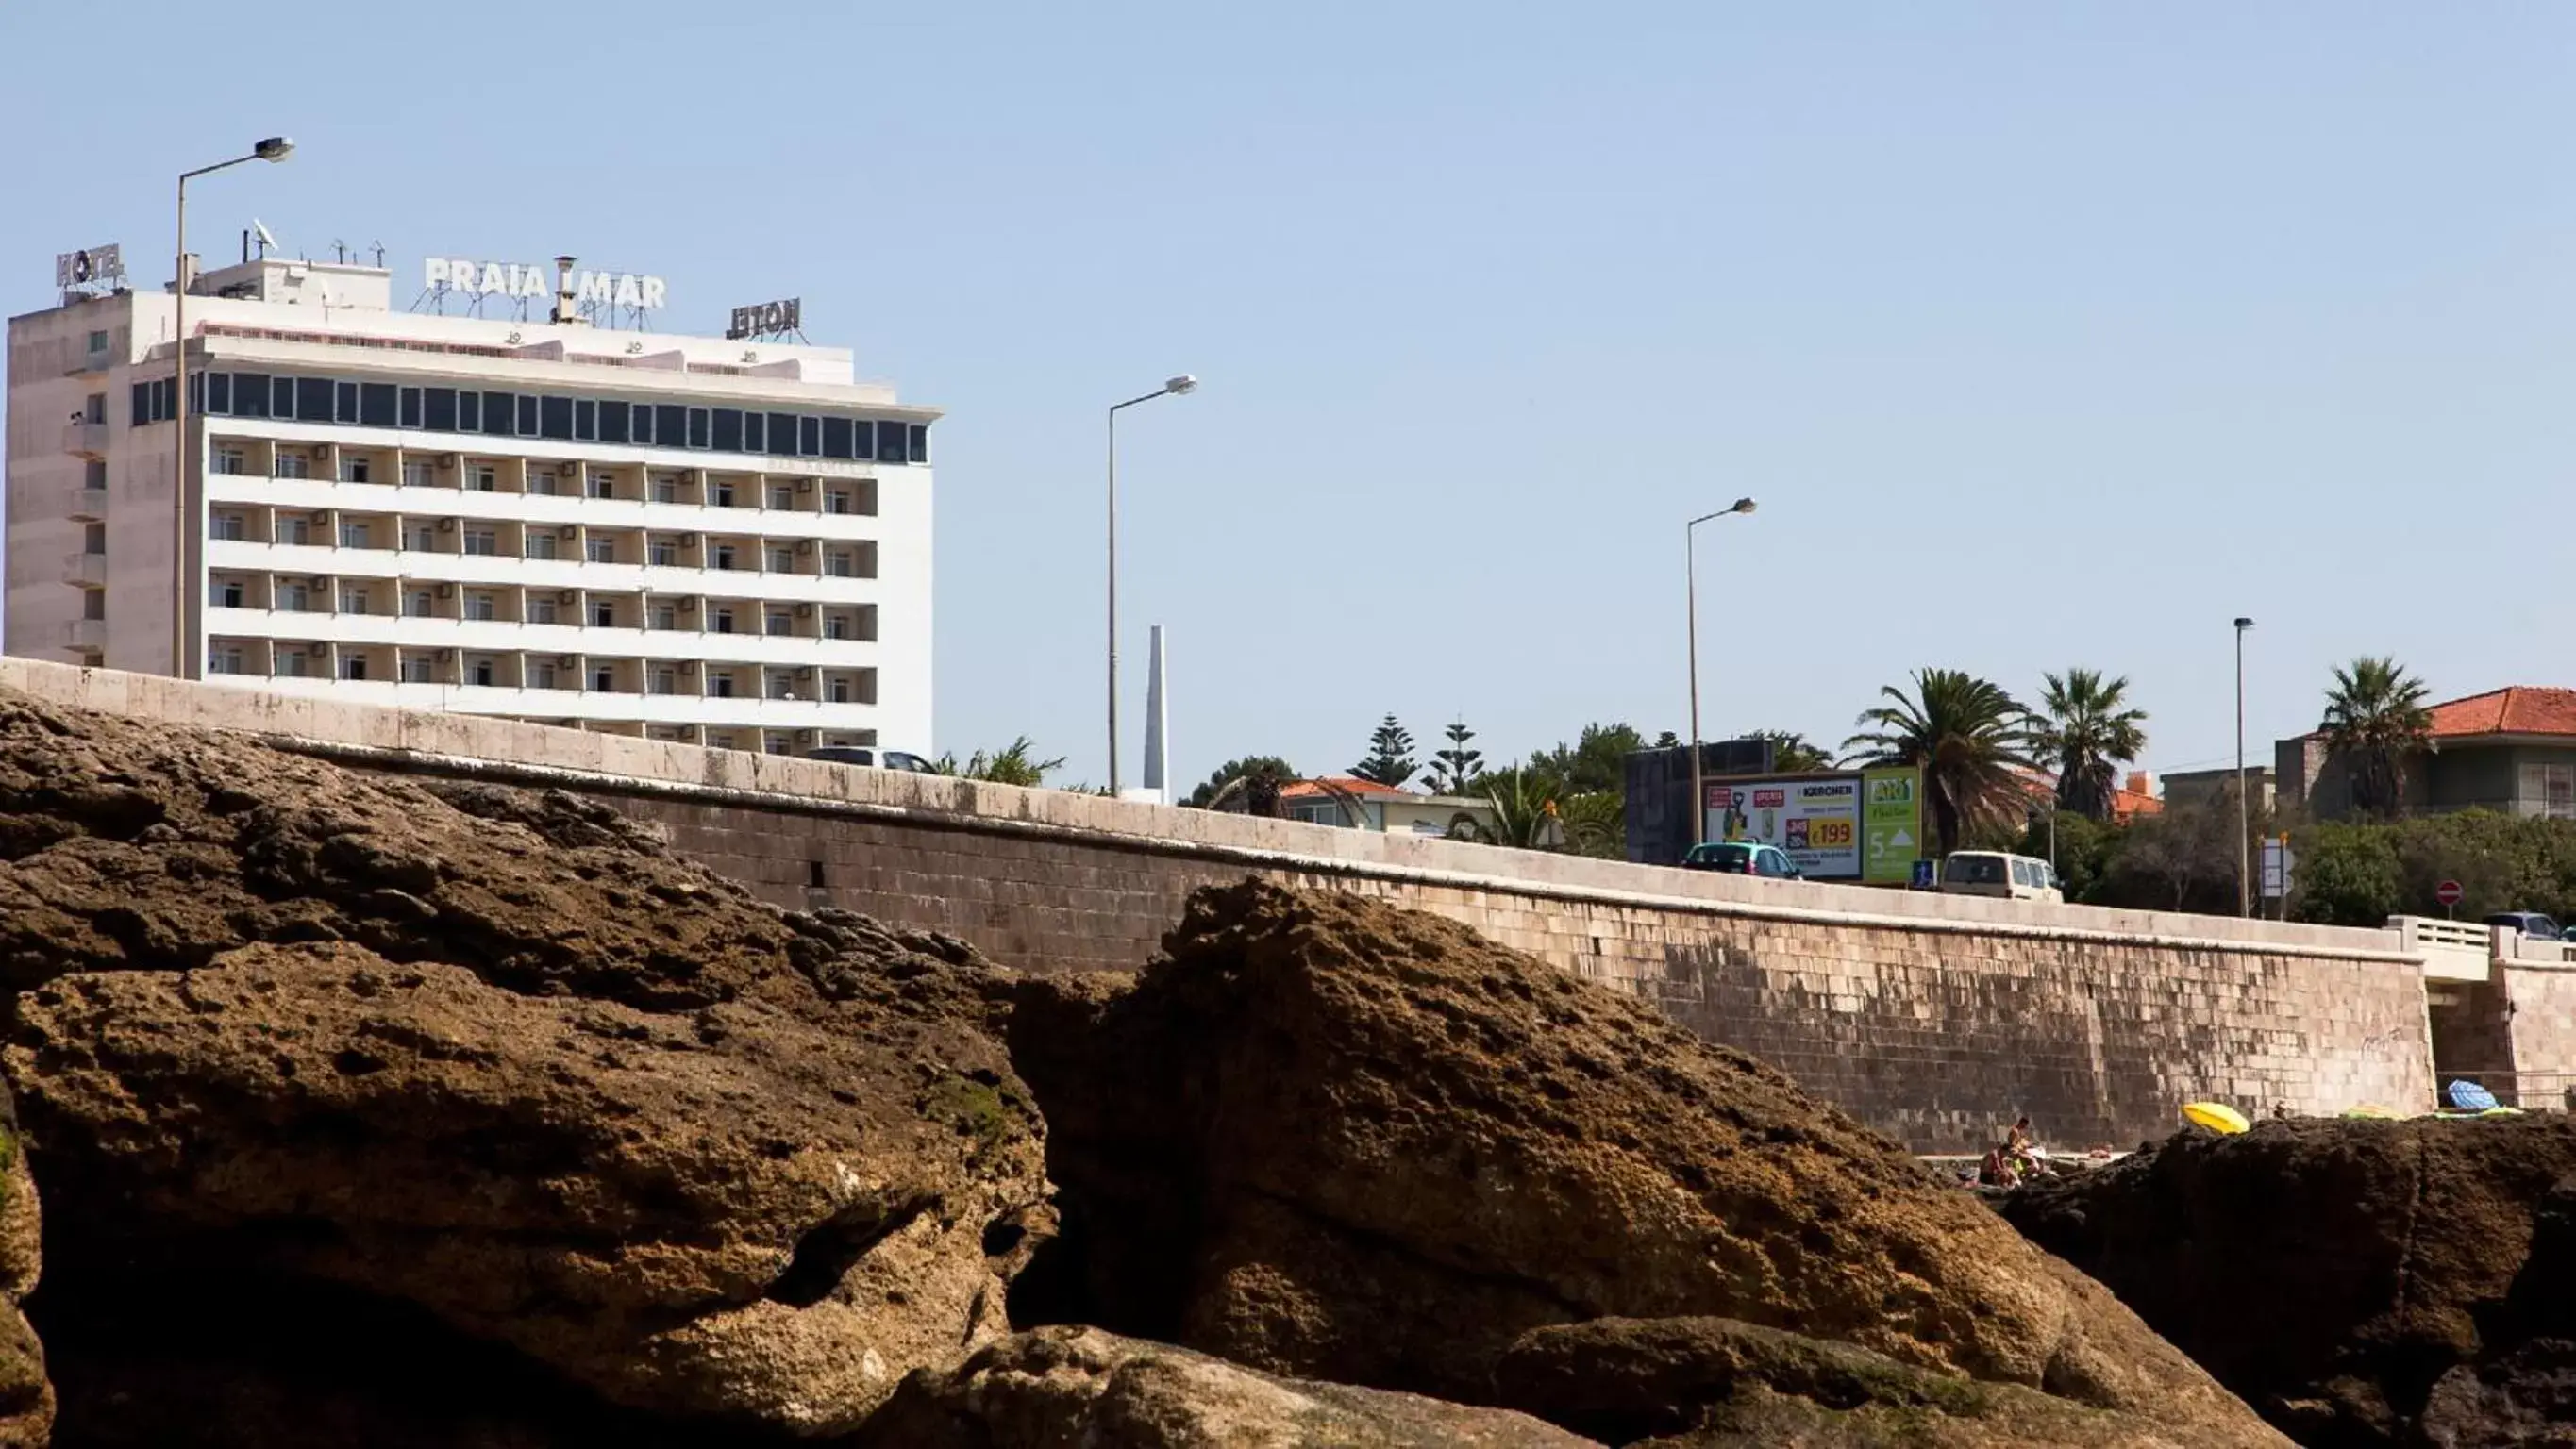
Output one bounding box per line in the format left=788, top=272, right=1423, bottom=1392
left=1426, top=720, right=1484, bottom=796
left=1350, top=714, right=1418, bottom=787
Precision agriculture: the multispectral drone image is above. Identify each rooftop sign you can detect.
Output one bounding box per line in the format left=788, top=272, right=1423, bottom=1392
left=56, top=244, right=125, bottom=291
left=725, top=297, right=801, bottom=341
left=424, top=257, right=665, bottom=310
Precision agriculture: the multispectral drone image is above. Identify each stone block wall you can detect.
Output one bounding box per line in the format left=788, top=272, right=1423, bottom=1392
left=0, top=658, right=2445, bottom=1154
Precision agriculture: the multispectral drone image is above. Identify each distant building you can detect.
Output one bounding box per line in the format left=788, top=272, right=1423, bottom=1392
left=2160, top=765, right=2275, bottom=816
left=2277, top=686, right=2576, bottom=822
left=1280, top=776, right=1497, bottom=839
left=2017, top=769, right=2163, bottom=823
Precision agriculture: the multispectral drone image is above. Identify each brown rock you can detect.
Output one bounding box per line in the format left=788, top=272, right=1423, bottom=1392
left=1011, top=880, right=2280, bottom=1446
left=851, top=1324, right=1602, bottom=1448
left=0, top=1098, right=48, bottom=1449
left=1496, top=1316, right=2214, bottom=1448
left=2002, top=1114, right=2576, bottom=1447
left=0, top=691, right=1044, bottom=1438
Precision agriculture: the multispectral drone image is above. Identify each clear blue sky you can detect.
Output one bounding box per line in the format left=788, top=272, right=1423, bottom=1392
left=6, top=4, right=2570, bottom=790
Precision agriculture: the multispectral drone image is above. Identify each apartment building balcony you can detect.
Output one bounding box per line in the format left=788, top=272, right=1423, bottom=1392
left=61, top=620, right=106, bottom=651
left=60, top=552, right=106, bottom=589
left=61, top=421, right=108, bottom=457
left=70, top=487, right=109, bottom=521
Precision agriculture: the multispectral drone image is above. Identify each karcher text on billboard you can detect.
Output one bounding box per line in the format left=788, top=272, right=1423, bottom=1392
left=1705, top=767, right=1923, bottom=883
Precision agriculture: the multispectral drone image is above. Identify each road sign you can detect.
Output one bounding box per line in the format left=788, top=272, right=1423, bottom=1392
left=2436, top=879, right=2466, bottom=907
left=2261, top=837, right=2296, bottom=899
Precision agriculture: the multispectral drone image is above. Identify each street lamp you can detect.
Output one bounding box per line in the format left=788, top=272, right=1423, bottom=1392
left=2235, top=616, right=2255, bottom=916
left=173, top=136, right=294, bottom=676
left=1106, top=375, right=1196, bottom=796
left=1686, top=497, right=1758, bottom=851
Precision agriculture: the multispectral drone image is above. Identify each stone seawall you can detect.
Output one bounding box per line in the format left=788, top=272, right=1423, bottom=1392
left=0, top=660, right=2440, bottom=1152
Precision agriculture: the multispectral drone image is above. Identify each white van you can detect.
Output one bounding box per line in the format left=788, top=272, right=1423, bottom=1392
left=1939, top=851, right=2062, bottom=903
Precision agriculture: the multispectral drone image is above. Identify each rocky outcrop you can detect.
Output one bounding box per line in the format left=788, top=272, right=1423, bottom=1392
left=851, top=1325, right=1599, bottom=1448
left=1008, top=880, right=2283, bottom=1447
left=2003, top=1114, right=2576, bottom=1449
left=0, top=1098, right=48, bottom=1448
left=0, top=692, right=1046, bottom=1441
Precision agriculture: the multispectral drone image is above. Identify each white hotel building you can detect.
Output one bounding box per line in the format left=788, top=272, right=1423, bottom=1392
left=4, top=253, right=933, bottom=756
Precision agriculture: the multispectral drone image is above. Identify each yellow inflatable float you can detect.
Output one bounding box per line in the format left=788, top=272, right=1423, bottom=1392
left=2182, top=1101, right=2250, bottom=1135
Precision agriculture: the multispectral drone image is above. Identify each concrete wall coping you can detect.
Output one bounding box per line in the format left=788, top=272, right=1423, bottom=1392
left=0, top=658, right=2415, bottom=965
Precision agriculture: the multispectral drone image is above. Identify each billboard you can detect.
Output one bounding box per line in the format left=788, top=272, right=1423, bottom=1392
left=1704, top=766, right=1924, bottom=883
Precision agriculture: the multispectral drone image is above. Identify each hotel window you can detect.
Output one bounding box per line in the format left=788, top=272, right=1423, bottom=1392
left=768, top=485, right=794, bottom=510
left=528, top=660, right=557, bottom=689
left=276, top=650, right=309, bottom=678
left=765, top=609, right=792, bottom=636
left=650, top=605, right=677, bottom=631
left=462, top=529, right=498, bottom=557
left=529, top=470, right=560, bottom=496
left=599, top=401, right=630, bottom=444
left=713, top=409, right=744, bottom=452
left=575, top=400, right=597, bottom=441
left=341, top=521, right=371, bottom=548
left=591, top=601, right=616, bottom=628
left=276, top=452, right=311, bottom=480
left=405, top=591, right=433, bottom=618
left=592, top=665, right=615, bottom=692
left=402, top=460, right=431, bottom=489
left=212, top=513, right=246, bottom=541
left=824, top=611, right=850, bottom=641
left=277, top=516, right=311, bottom=546
left=587, top=473, right=615, bottom=500
left=651, top=667, right=677, bottom=695
left=472, top=658, right=497, bottom=688
left=711, top=607, right=735, bottom=635
left=765, top=547, right=794, bottom=573
left=516, top=395, right=540, bottom=437
left=341, top=654, right=369, bottom=681
left=825, top=550, right=854, bottom=578
left=339, top=588, right=369, bottom=615
left=711, top=543, right=738, bottom=571
left=586, top=537, right=617, bottom=564
left=209, top=647, right=244, bottom=676
left=468, top=466, right=496, bottom=492
left=710, top=672, right=734, bottom=699
left=455, top=391, right=481, bottom=433
left=712, top=482, right=737, bottom=508
left=401, top=657, right=435, bottom=683
left=340, top=457, right=371, bottom=484
left=212, top=579, right=245, bottom=608
left=542, top=396, right=573, bottom=441
left=828, top=675, right=851, bottom=704
left=275, top=582, right=309, bottom=612
left=528, top=596, right=560, bottom=625
left=529, top=533, right=562, bottom=560
left=824, top=489, right=851, bottom=515
left=744, top=413, right=767, bottom=454
left=360, top=383, right=396, bottom=426
left=297, top=378, right=331, bottom=422
left=336, top=381, right=360, bottom=424
left=2521, top=763, right=2576, bottom=821
left=766, top=672, right=794, bottom=700
left=477, top=393, right=512, bottom=438
left=398, top=387, right=422, bottom=428
left=667, top=406, right=695, bottom=449
left=404, top=525, right=436, bottom=552
left=798, top=416, right=821, bottom=457
left=464, top=592, right=496, bottom=622
left=213, top=448, right=245, bottom=475
left=648, top=539, right=677, bottom=567
left=86, top=329, right=109, bottom=352
left=650, top=475, right=679, bottom=504
left=822, top=417, right=854, bottom=459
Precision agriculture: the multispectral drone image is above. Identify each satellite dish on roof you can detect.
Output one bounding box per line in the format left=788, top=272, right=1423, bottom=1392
left=251, top=220, right=278, bottom=258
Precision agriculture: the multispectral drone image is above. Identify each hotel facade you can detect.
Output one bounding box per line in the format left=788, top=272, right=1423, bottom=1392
left=5, top=250, right=933, bottom=756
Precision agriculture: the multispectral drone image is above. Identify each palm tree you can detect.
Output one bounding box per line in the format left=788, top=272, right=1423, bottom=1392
left=1841, top=668, right=2036, bottom=856
left=2321, top=657, right=2433, bottom=816
left=1755, top=730, right=1834, bottom=774
left=2031, top=669, right=2149, bottom=822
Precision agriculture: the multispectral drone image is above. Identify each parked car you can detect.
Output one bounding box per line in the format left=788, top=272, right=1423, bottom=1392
left=2484, top=911, right=2563, bottom=940
left=1938, top=850, right=2063, bottom=904
left=803, top=745, right=937, bottom=773
left=1682, top=841, right=1802, bottom=878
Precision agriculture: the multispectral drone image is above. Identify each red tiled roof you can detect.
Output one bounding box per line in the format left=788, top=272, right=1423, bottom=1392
left=2424, top=687, right=2576, bottom=741
left=1279, top=775, right=1417, bottom=800
left=2014, top=767, right=2161, bottom=820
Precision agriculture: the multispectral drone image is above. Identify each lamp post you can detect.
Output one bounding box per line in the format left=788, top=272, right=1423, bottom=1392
left=1106, top=375, right=1196, bottom=796
left=173, top=136, right=294, bottom=676
left=1686, top=497, right=1758, bottom=852
left=2235, top=616, right=2255, bottom=916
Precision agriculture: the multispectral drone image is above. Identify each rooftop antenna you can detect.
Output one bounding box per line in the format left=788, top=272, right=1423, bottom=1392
left=251, top=220, right=277, bottom=259
left=331, top=239, right=348, bottom=264
left=369, top=241, right=386, bottom=268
